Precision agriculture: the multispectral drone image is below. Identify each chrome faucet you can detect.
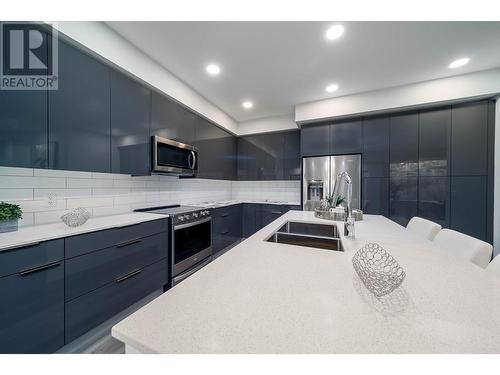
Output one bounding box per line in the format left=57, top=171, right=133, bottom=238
left=332, top=171, right=355, bottom=238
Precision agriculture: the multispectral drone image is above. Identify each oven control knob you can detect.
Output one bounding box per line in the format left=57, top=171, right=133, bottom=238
left=183, top=214, right=190, bottom=220
left=200, top=211, right=206, bottom=216
left=204, top=210, right=210, bottom=216
left=178, top=216, right=184, bottom=222
left=193, top=212, right=199, bottom=218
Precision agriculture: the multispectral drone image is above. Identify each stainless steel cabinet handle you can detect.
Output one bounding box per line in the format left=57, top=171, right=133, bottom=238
left=116, top=238, right=142, bottom=248
left=115, top=269, right=142, bottom=283
left=4, top=241, right=40, bottom=253
left=220, top=230, right=229, bottom=235
left=19, top=261, right=61, bottom=276
left=221, top=213, right=229, bottom=218
left=271, top=211, right=281, bottom=214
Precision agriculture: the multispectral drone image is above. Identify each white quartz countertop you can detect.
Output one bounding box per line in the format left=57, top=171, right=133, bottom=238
left=112, top=211, right=500, bottom=354
left=0, top=212, right=166, bottom=251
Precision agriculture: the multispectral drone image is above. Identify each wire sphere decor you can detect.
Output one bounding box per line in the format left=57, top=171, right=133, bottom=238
left=61, top=208, right=91, bottom=227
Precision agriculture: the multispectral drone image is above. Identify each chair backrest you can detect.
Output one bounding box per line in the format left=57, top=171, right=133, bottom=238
left=486, top=255, right=500, bottom=274
left=406, top=217, right=442, bottom=241
left=433, top=229, right=493, bottom=269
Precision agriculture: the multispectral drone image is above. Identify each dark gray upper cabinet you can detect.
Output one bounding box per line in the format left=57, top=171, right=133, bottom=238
left=48, top=40, right=111, bottom=172
left=389, top=112, right=419, bottom=177
left=362, top=116, right=389, bottom=178
left=0, top=89, right=48, bottom=169
left=418, top=176, right=450, bottom=227
left=195, top=119, right=236, bottom=180
left=151, top=91, right=196, bottom=145
left=330, top=118, right=362, bottom=155
left=419, top=107, right=451, bottom=177
left=451, top=101, right=488, bottom=176
left=283, top=130, right=301, bottom=180
left=300, top=124, right=330, bottom=156
left=450, top=176, right=487, bottom=240
left=237, top=133, right=284, bottom=180
left=110, top=70, right=151, bottom=175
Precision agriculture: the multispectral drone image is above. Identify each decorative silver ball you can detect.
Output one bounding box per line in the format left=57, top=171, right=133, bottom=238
left=61, top=208, right=91, bottom=227
left=352, top=243, right=406, bottom=297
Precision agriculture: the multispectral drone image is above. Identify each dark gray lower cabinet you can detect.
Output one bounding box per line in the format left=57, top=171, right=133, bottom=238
left=65, top=232, right=167, bottom=301
left=389, top=176, right=418, bottom=227
left=362, top=178, right=389, bottom=216
left=418, top=176, right=449, bottom=227
left=0, top=240, right=64, bottom=354
left=212, top=204, right=242, bottom=253
left=450, top=176, right=487, bottom=241
left=256, top=204, right=300, bottom=230
left=65, top=260, right=167, bottom=343
left=242, top=203, right=257, bottom=237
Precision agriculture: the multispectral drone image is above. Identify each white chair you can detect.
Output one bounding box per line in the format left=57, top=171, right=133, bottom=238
left=406, top=217, right=442, bottom=241
left=486, top=255, right=500, bottom=274
left=433, top=229, right=493, bottom=269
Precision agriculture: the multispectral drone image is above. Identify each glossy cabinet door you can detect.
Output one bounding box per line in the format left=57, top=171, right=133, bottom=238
left=362, top=177, right=389, bottom=216
left=237, top=133, right=284, bottom=180
left=196, top=119, right=236, bottom=180
left=362, top=116, right=389, bottom=178
left=389, top=112, right=419, bottom=177
left=419, top=107, right=451, bottom=177
left=242, top=203, right=257, bottom=237
left=0, top=89, right=48, bottom=169
left=451, top=101, right=488, bottom=176
left=283, top=130, right=301, bottom=180
left=300, top=124, right=330, bottom=156
left=110, top=70, right=151, bottom=175
left=151, top=91, right=196, bottom=145
left=0, top=247, right=64, bottom=354
left=48, top=40, right=111, bottom=172
left=418, top=176, right=449, bottom=227
left=330, top=118, right=362, bottom=155
left=450, top=176, right=487, bottom=240
left=389, top=176, right=418, bottom=227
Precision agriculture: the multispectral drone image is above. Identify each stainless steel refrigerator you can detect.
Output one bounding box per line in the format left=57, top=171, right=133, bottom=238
left=302, top=155, right=361, bottom=211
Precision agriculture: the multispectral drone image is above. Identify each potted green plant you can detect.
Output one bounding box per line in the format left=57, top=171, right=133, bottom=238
left=0, top=202, right=23, bottom=233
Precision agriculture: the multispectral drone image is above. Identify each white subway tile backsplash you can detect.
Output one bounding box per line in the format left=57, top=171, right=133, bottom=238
left=0, top=189, right=34, bottom=201
left=0, top=167, right=300, bottom=227
left=0, top=176, right=66, bottom=189
left=0, top=167, right=33, bottom=176
left=66, top=197, right=114, bottom=209
left=67, top=178, right=114, bottom=189
left=34, top=168, right=92, bottom=178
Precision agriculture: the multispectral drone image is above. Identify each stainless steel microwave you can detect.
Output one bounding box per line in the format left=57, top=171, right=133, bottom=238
left=152, top=136, right=198, bottom=176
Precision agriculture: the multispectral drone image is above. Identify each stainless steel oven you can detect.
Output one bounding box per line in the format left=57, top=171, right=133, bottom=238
left=152, top=136, right=198, bottom=176
left=171, top=211, right=212, bottom=285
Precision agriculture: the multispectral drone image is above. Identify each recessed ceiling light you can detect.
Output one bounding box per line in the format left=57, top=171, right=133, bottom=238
left=325, top=83, right=339, bottom=93
left=206, top=64, right=221, bottom=75
left=325, top=25, right=344, bottom=40
left=448, top=57, right=470, bottom=69
left=242, top=101, right=253, bottom=109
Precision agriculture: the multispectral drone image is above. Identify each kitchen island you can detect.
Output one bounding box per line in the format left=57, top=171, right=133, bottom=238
left=111, top=211, right=500, bottom=353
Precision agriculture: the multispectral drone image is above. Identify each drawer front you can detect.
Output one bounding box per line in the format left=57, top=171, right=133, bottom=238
left=0, top=261, right=64, bottom=353
left=65, top=218, right=167, bottom=258
left=212, top=205, right=242, bottom=250
left=0, top=239, right=64, bottom=278
left=213, top=238, right=234, bottom=254
left=65, top=259, right=167, bottom=344
left=65, top=232, right=167, bottom=301
left=258, top=205, right=284, bottom=228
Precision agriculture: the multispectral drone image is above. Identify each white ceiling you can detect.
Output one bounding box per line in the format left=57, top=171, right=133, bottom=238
left=106, top=21, right=500, bottom=122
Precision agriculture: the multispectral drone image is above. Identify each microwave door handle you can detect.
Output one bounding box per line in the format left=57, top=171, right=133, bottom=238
left=189, top=151, right=197, bottom=170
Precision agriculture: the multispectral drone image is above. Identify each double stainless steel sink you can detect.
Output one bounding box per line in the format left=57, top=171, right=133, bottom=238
left=266, top=221, right=343, bottom=251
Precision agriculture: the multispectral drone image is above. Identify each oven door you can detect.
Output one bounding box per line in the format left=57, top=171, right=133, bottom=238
left=153, top=136, right=198, bottom=175
left=172, top=217, right=212, bottom=277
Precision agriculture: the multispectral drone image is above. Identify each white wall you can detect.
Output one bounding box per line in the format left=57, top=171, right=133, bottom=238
left=238, top=114, right=298, bottom=135
left=52, top=21, right=238, bottom=134
left=295, top=68, right=500, bottom=124
left=495, top=99, right=500, bottom=256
